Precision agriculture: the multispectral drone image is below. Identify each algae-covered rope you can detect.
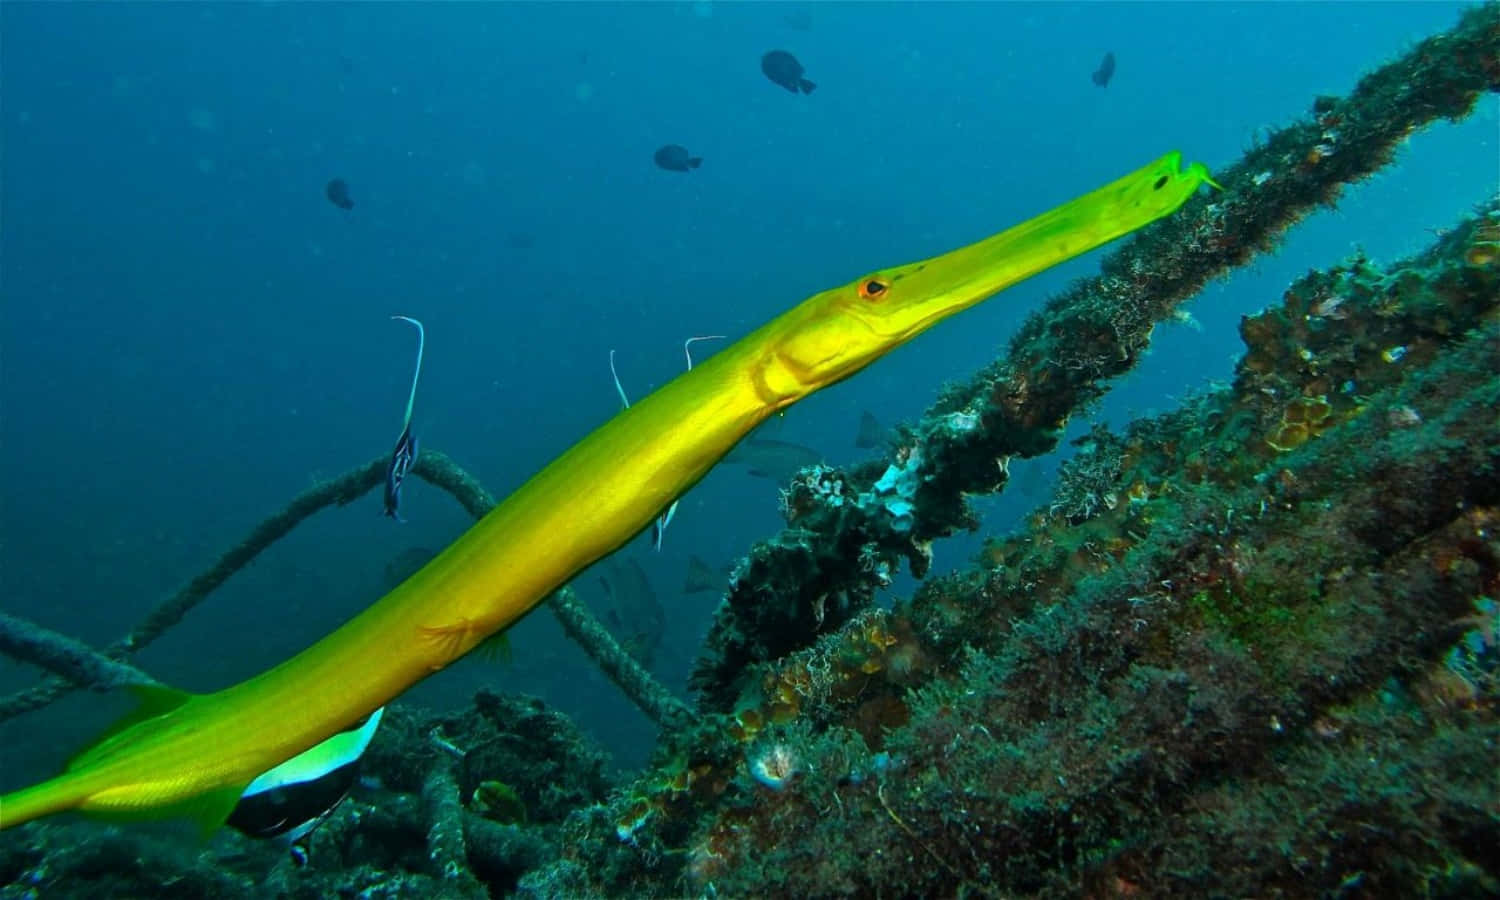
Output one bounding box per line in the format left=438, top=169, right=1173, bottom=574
left=0, top=612, right=160, bottom=694
left=421, top=761, right=488, bottom=900
left=548, top=587, right=694, bottom=732
left=0, top=450, right=684, bottom=730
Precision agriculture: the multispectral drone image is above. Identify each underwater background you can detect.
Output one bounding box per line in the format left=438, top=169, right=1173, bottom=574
left=1, top=2, right=1497, bottom=897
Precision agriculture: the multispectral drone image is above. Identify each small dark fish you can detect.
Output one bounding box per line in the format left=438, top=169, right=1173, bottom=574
left=683, top=555, right=721, bottom=594
left=654, top=144, right=703, bottom=172
left=1091, top=51, right=1115, bottom=88
left=761, top=50, right=816, bottom=95
left=725, top=437, right=823, bottom=482
left=782, top=10, right=813, bottom=32
left=325, top=178, right=354, bottom=211
left=855, top=411, right=885, bottom=449
left=598, top=557, right=666, bottom=669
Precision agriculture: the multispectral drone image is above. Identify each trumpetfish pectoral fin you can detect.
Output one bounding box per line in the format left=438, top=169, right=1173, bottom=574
left=474, top=630, right=513, bottom=664
left=418, top=617, right=515, bottom=668
left=418, top=617, right=488, bottom=669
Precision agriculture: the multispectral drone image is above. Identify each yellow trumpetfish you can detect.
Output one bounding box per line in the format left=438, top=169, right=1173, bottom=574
left=0, top=151, right=1216, bottom=831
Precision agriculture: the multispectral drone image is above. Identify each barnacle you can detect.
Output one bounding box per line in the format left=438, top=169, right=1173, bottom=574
left=615, top=798, right=656, bottom=843
left=728, top=706, right=765, bottom=743
left=1267, top=422, right=1311, bottom=452
left=748, top=742, right=800, bottom=791
left=1463, top=221, right=1499, bottom=268
left=1267, top=395, right=1334, bottom=452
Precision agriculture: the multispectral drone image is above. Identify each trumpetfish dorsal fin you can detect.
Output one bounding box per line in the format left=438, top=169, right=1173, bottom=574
left=66, top=683, right=195, bottom=773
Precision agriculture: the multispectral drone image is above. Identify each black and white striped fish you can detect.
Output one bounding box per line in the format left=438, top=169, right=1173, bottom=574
left=384, top=316, right=424, bottom=522
left=226, top=707, right=384, bottom=857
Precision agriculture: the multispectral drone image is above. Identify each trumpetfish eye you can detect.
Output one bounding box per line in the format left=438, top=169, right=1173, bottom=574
left=859, top=277, right=890, bottom=300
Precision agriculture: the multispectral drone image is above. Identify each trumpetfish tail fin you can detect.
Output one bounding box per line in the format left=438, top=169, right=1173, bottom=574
left=3, top=683, right=246, bottom=835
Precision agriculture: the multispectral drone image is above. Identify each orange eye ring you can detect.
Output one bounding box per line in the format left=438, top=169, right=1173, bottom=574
left=858, top=277, right=889, bottom=300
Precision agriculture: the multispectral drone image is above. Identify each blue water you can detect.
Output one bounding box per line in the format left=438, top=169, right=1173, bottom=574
left=1, top=2, right=1495, bottom=784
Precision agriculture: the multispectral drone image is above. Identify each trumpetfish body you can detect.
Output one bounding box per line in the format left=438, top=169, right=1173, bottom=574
left=0, top=152, right=1217, bottom=831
